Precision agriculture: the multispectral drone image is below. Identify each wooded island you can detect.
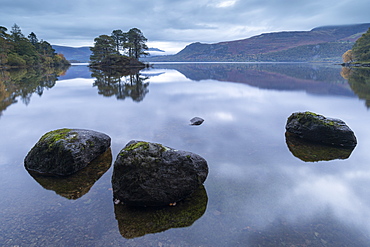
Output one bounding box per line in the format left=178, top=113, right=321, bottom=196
left=89, top=28, right=149, bottom=70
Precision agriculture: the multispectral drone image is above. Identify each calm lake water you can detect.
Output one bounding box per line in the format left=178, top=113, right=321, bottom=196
left=1, top=63, right=370, bottom=246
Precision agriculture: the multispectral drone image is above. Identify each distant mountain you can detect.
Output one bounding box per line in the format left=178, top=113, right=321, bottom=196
left=145, top=23, right=370, bottom=62
left=52, top=46, right=166, bottom=62
left=148, top=48, right=165, bottom=52
left=52, top=45, right=91, bottom=62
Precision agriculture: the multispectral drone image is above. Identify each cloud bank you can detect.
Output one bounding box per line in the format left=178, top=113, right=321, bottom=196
left=1, top=0, right=369, bottom=53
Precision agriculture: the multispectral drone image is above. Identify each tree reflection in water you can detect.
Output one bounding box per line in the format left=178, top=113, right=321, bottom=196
left=0, top=66, right=69, bottom=117
left=91, top=68, right=149, bottom=102
left=344, top=67, right=370, bottom=108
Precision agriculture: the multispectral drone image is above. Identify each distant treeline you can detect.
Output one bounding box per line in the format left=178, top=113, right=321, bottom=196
left=0, top=24, right=70, bottom=68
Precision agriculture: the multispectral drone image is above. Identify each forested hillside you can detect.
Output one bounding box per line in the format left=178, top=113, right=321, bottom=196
left=352, top=27, right=370, bottom=62
left=0, top=24, right=70, bottom=68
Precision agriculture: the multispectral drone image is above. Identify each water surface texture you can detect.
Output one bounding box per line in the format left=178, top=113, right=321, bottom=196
left=1, top=63, right=370, bottom=246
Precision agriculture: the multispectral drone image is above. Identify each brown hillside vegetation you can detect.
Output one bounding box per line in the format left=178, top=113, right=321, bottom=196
left=146, top=23, right=370, bottom=62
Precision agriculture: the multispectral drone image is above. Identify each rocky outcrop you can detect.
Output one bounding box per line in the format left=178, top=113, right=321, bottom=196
left=112, top=140, right=208, bottom=207
left=24, top=128, right=111, bottom=176
left=285, top=112, right=357, bottom=147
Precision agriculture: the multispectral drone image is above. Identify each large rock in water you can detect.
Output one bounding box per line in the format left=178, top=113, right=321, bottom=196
left=112, top=140, right=208, bottom=207
left=24, top=128, right=111, bottom=176
left=285, top=112, right=357, bottom=147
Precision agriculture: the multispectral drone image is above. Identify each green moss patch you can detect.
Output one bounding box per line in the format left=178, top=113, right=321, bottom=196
left=40, top=128, right=74, bottom=142
left=124, top=141, right=150, bottom=151
left=290, top=111, right=339, bottom=127
left=38, top=128, right=80, bottom=152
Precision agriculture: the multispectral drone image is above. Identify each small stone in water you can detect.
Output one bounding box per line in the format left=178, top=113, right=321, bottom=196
left=190, top=117, right=204, bottom=126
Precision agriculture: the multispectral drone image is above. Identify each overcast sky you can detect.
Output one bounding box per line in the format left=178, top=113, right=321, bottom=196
left=1, top=0, right=370, bottom=54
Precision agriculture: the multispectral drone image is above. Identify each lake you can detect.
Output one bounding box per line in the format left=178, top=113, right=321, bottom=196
left=1, top=63, right=370, bottom=246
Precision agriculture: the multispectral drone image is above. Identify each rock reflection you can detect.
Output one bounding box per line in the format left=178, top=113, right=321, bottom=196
left=345, top=67, right=370, bottom=108
left=0, top=66, right=69, bottom=117
left=114, top=185, right=208, bottom=239
left=28, top=148, right=112, bottom=199
left=285, top=132, right=355, bottom=162
left=91, top=68, right=149, bottom=102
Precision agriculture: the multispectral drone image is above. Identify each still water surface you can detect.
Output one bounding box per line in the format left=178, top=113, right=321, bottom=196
left=1, top=63, right=370, bottom=246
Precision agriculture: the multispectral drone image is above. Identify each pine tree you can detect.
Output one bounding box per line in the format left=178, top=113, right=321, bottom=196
left=28, top=32, right=39, bottom=46
left=126, top=28, right=149, bottom=59
left=111, top=30, right=126, bottom=53
left=90, top=35, right=118, bottom=64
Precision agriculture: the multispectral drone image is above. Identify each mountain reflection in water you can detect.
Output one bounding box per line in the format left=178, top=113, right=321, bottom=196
left=154, top=63, right=355, bottom=97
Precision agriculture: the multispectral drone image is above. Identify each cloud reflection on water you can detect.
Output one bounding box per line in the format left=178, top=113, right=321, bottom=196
left=1, top=64, right=370, bottom=245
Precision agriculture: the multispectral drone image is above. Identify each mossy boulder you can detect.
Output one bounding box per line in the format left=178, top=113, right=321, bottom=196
left=24, top=128, right=111, bottom=176
left=112, top=140, right=208, bottom=207
left=285, top=112, right=357, bottom=148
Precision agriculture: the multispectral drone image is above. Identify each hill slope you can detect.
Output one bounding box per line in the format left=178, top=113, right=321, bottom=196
left=145, top=23, right=370, bottom=62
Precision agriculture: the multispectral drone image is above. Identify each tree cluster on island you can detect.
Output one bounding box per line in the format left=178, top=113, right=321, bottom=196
left=89, top=28, right=149, bottom=69
left=342, top=27, right=370, bottom=66
left=0, top=24, right=70, bottom=69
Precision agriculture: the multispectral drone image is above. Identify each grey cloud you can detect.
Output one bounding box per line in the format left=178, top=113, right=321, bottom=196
left=1, top=0, right=369, bottom=49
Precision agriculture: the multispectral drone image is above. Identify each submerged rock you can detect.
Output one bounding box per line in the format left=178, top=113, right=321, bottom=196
left=112, top=140, right=208, bottom=207
left=285, top=111, right=357, bottom=148
left=24, top=128, right=111, bottom=176
left=190, top=117, right=204, bottom=126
